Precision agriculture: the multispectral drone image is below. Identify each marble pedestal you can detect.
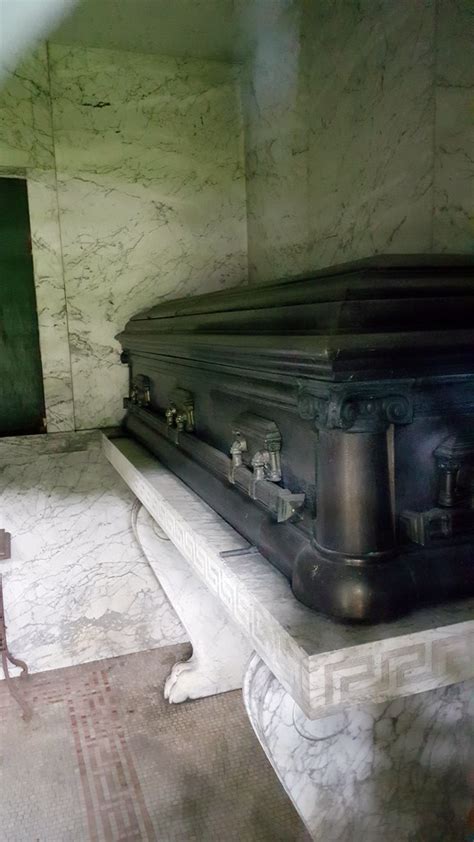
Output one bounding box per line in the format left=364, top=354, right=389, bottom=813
left=104, top=433, right=474, bottom=840
left=244, top=655, right=474, bottom=841
left=135, top=506, right=251, bottom=702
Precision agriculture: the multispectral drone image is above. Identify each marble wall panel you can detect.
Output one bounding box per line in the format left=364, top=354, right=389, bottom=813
left=242, top=0, right=436, bottom=283
left=0, top=47, right=75, bottom=431
left=1, top=43, right=248, bottom=432
left=0, top=44, right=54, bottom=170
left=306, top=0, right=435, bottom=269
left=433, top=0, right=474, bottom=252
left=242, top=0, right=472, bottom=284
left=49, top=44, right=248, bottom=429
left=27, top=169, right=75, bottom=431
left=240, top=1, right=310, bottom=284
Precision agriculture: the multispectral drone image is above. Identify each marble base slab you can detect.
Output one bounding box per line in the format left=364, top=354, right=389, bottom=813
left=104, top=434, right=474, bottom=719
left=135, top=506, right=252, bottom=702
left=0, top=431, right=187, bottom=679
left=0, top=430, right=102, bottom=466
left=244, top=655, right=474, bottom=842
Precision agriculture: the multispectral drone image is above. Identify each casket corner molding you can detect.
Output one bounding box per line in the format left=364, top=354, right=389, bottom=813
left=297, top=383, right=414, bottom=432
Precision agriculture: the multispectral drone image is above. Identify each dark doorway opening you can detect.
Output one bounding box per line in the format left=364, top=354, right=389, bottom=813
left=0, top=177, right=46, bottom=436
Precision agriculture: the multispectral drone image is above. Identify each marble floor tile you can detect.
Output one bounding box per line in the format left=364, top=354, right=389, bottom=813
left=0, top=433, right=187, bottom=677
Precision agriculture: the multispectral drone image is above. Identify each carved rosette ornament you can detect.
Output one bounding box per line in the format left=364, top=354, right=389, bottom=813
left=297, top=386, right=414, bottom=432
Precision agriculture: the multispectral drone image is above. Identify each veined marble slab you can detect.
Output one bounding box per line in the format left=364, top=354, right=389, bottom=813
left=27, top=170, right=75, bottom=433
left=136, top=506, right=252, bottom=702
left=0, top=48, right=76, bottom=432
left=244, top=655, right=474, bottom=841
left=104, top=434, right=474, bottom=719
left=48, top=44, right=248, bottom=430
left=433, top=0, right=474, bottom=253
left=0, top=430, right=100, bottom=466
left=0, top=431, right=187, bottom=678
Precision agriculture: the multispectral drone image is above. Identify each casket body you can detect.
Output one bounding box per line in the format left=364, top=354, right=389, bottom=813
left=117, top=256, right=474, bottom=622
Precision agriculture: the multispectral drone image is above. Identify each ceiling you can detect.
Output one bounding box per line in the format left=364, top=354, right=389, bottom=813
left=49, top=0, right=259, bottom=62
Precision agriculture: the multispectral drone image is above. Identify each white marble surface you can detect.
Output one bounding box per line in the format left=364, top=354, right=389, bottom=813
left=240, top=2, right=310, bottom=283
left=27, top=169, right=75, bottom=432
left=241, top=0, right=472, bottom=284
left=0, top=430, right=99, bottom=465
left=1, top=22, right=470, bottom=435
left=0, top=48, right=75, bottom=432
left=241, top=0, right=436, bottom=283
left=136, top=505, right=252, bottom=702
left=48, top=44, right=248, bottom=429
left=0, top=432, right=187, bottom=679
left=51, top=0, right=250, bottom=62
left=0, top=43, right=247, bottom=432
left=306, top=0, right=434, bottom=269
left=104, top=434, right=474, bottom=719
left=433, top=0, right=474, bottom=253
left=0, top=45, right=54, bottom=171
left=244, top=654, right=474, bottom=842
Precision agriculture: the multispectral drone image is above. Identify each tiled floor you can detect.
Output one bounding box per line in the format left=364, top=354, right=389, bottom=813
left=0, top=645, right=310, bottom=842
left=0, top=432, right=187, bottom=676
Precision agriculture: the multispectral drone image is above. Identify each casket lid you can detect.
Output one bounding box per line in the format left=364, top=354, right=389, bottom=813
left=129, top=254, right=474, bottom=325
left=118, top=255, right=474, bottom=381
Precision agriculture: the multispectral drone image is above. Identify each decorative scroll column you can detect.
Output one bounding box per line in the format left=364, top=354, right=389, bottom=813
left=244, top=655, right=474, bottom=842
left=310, top=387, right=413, bottom=557
left=294, top=385, right=415, bottom=620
